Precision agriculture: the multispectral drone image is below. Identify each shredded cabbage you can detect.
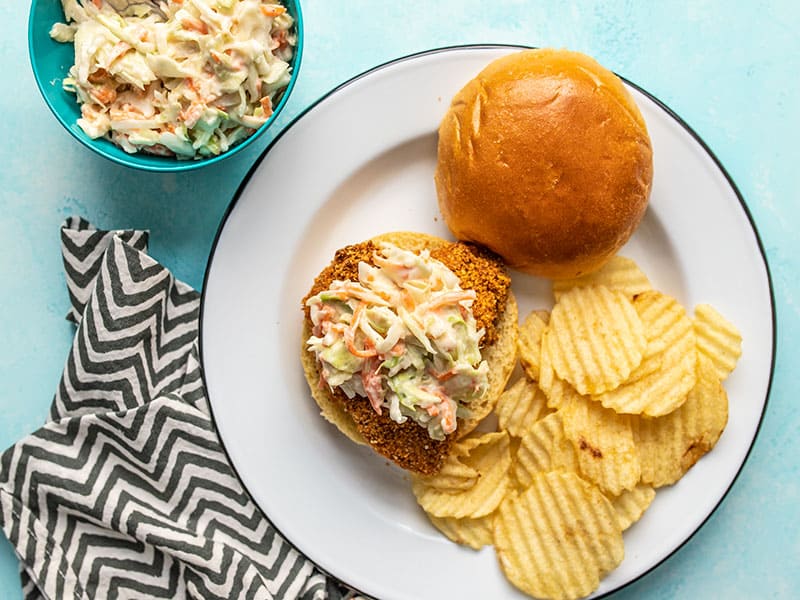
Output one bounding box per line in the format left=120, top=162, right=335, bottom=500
left=50, top=0, right=296, bottom=159
left=305, top=243, right=489, bottom=441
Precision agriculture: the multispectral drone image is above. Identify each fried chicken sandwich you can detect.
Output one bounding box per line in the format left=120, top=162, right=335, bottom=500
left=301, top=232, right=517, bottom=475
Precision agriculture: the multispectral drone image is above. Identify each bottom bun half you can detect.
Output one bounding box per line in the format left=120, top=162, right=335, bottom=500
left=300, top=231, right=518, bottom=474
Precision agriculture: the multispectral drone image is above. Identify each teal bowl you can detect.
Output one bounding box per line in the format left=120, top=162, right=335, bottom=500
left=28, top=0, right=304, bottom=172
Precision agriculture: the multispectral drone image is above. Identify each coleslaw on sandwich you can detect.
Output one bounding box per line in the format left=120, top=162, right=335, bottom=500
left=50, top=0, right=296, bottom=159
left=305, top=243, right=490, bottom=441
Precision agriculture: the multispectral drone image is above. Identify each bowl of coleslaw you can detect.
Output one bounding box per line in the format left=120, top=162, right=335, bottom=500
left=29, top=0, right=303, bottom=172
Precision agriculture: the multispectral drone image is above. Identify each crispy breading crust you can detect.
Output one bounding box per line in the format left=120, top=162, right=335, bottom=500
left=301, top=233, right=514, bottom=475
left=430, top=242, right=511, bottom=347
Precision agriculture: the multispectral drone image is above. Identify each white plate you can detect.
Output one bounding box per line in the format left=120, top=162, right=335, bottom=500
left=201, top=46, right=774, bottom=599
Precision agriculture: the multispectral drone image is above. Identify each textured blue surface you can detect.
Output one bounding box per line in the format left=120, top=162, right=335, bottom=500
left=1, top=1, right=798, bottom=598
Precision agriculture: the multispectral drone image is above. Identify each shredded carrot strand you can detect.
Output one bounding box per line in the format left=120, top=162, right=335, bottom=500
left=345, top=304, right=378, bottom=358
left=181, top=16, right=208, bottom=34
left=260, top=5, right=287, bottom=17
left=260, top=96, right=273, bottom=117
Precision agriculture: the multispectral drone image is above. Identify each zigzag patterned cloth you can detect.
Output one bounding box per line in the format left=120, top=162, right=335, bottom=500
left=0, top=218, right=356, bottom=600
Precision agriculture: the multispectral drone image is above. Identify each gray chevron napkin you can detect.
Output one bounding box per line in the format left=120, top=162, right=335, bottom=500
left=0, top=218, right=357, bottom=600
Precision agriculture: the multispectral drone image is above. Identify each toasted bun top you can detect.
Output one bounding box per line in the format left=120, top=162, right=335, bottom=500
left=300, top=232, right=518, bottom=475
left=435, top=48, right=653, bottom=279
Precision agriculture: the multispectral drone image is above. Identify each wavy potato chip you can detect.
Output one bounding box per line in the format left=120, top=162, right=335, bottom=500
left=414, top=455, right=480, bottom=492
left=512, top=412, right=579, bottom=490
left=553, top=256, right=653, bottom=301
left=560, top=395, right=641, bottom=495
left=412, top=431, right=511, bottom=518
left=546, top=285, right=647, bottom=396
left=594, top=290, right=697, bottom=416
left=537, top=332, right=558, bottom=405
left=633, top=354, right=729, bottom=487
left=427, top=512, right=494, bottom=550
left=495, top=376, right=552, bottom=439
left=518, top=310, right=550, bottom=382
left=693, top=303, right=743, bottom=382
left=607, top=483, right=656, bottom=531
left=538, top=332, right=583, bottom=411
left=493, top=471, right=624, bottom=600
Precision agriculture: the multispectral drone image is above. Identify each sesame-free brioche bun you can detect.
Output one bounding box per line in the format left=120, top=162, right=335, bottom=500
left=435, top=48, right=653, bottom=279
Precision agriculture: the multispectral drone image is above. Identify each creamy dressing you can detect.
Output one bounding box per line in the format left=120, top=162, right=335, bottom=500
left=305, top=243, right=489, bottom=440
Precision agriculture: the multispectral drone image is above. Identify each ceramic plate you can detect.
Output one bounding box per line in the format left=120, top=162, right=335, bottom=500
left=200, top=45, right=774, bottom=599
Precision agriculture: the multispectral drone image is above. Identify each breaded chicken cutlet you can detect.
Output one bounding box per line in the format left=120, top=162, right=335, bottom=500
left=301, top=233, right=517, bottom=475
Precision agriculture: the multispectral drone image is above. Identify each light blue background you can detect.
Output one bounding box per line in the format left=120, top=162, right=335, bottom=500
left=1, top=1, right=798, bottom=598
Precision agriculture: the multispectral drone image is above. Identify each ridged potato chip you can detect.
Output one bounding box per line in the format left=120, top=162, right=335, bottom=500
left=538, top=332, right=583, bottom=411
left=427, top=513, right=494, bottom=550
left=546, top=285, right=647, bottom=396
left=553, top=256, right=653, bottom=301
left=560, top=395, right=641, bottom=495
left=412, top=431, right=511, bottom=518
left=518, top=310, right=550, bottom=382
left=495, top=376, right=552, bottom=439
left=633, top=354, right=729, bottom=487
left=538, top=330, right=572, bottom=409
left=493, top=471, right=624, bottom=600
left=512, top=412, right=579, bottom=490
left=693, top=303, right=743, bottom=382
left=593, top=290, right=697, bottom=417
left=608, top=483, right=656, bottom=531
left=414, top=455, right=479, bottom=492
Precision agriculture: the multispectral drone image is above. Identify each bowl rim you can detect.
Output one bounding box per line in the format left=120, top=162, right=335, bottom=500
left=27, top=0, right=305, bottom=173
